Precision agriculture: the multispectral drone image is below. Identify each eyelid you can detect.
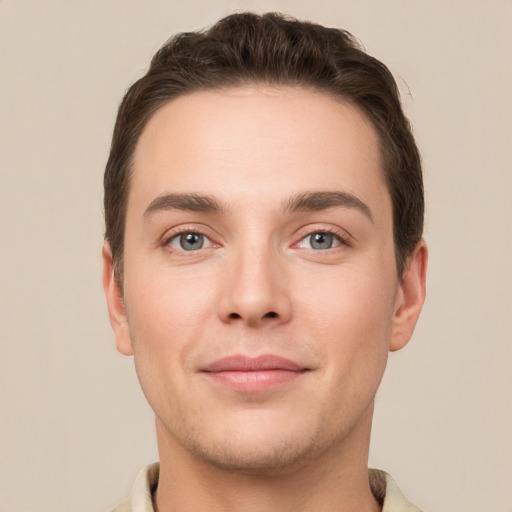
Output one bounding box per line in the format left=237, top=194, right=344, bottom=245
left=292, top=224, right=353, bottom=249
left=168, top=232, right=213, bottom=251
left=161, top=224, right=221, bottom=252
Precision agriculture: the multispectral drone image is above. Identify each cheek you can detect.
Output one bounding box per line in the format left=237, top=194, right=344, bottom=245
left=299, top=266, right=396, bottom=374
left=125, top=260, right=217, bottom=336
left=123, top=268, right=219, bottom=383
left=123, top=276, right=214, bottom=421
left=301, top=264, right=395, bottom=329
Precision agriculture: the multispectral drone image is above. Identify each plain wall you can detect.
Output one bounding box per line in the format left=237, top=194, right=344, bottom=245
left=1, top=1, right=511, bottom=511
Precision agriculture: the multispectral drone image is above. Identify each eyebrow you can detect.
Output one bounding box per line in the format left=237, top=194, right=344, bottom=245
left=144, top=193, right=224, bottom=218
left=283, top=191, right=373, bottom=222
left=143, top=190, right=373, bottom=222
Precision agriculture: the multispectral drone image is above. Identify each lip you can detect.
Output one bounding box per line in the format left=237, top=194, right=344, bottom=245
left=201, top=354, right=309, bottom=392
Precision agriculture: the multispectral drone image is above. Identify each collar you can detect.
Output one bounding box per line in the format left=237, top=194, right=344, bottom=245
left=113, top=463, right=422, bottom=512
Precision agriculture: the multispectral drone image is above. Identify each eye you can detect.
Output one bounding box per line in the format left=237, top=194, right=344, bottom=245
left=297, top=232, right=343, bottom=250
left=168, top=232, right=212, bottom=251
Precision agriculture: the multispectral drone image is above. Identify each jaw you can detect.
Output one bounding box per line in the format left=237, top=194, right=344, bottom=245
left=153, top=401, right=377, bottom=511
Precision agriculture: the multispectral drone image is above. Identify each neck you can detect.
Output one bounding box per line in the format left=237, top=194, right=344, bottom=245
left=153, top=406, right=381, bottom=512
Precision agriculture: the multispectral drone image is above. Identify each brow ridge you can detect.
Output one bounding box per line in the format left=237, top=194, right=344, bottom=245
left=144, top=190, right=372, bottom=222
left=144, top=193, right=224, bottom=218
left=283, top=191, right=373, bottom=221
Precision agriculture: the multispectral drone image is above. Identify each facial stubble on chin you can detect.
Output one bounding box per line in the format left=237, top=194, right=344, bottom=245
left=165, top=421, right=331, bottom=475
left=154, top=400, right=372, bottom=478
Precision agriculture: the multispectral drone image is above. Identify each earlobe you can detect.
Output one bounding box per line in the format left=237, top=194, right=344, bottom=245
left=102, top=243, right=134, bottom=356
left=389, top=240, right=428, bottom=352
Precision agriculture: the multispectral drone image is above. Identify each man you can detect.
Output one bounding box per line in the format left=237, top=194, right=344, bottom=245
left=103, top=12, right=427, bottom=512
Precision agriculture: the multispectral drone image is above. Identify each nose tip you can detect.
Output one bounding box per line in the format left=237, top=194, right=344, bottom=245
left=218, top=254, right=292, bottom=327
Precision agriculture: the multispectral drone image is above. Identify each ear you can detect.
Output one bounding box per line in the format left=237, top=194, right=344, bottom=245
left=102, top=243, right=133, bottom=356
left=389, top=240, right=428, bottom=352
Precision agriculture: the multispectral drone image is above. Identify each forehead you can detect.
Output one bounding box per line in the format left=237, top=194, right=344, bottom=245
left=130, top=86, right=389, bottom=212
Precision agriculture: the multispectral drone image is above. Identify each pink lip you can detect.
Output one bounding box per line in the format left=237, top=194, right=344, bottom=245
left=202, top=354, right=308, bottom=392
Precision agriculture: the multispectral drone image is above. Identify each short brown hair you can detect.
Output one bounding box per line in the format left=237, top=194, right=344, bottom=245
left=104, top=12, right=423, bottom=282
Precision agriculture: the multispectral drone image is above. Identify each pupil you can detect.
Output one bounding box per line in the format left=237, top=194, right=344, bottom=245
left=311, top=232, right=333, bottom=250
left=180, top=233, right=203, bottom=250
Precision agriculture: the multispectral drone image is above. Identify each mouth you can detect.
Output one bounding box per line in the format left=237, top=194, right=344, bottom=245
left=201, top=354, right=310, bottom=392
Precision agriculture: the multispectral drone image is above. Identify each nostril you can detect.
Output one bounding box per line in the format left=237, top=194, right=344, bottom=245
left=227, top=311, right=278, bottom=321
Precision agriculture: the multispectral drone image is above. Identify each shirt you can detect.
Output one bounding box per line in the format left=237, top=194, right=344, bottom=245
left=112, top=463, right=422, bottom=512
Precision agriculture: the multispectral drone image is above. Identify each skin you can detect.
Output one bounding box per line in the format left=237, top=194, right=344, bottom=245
left=103, top=86, right=427, bottom=512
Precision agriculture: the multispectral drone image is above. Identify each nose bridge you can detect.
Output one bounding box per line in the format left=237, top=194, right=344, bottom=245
left=219, top=234, right=291, bottom=326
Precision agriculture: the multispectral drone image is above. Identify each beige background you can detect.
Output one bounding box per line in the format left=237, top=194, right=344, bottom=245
left=1, top=1, right=511, bottom=511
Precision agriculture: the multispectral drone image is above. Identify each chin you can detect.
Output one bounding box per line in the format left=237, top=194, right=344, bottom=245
left=188, top=434, right=320, bottom=475
left=155, top=384, right=377, bottom=475
left=168, top=411, right=340, bottom=476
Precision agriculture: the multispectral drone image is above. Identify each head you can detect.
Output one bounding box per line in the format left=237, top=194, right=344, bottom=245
left=102, top=12, right=427, bottom=475
left=104, top=12, right=423, bottom=285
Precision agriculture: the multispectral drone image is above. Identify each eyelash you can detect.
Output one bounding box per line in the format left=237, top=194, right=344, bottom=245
left=162, top=225, right=351, bottom=254
left=294, top=226, right=351, bottom=251
left=162, top=226, right=217, bottom=255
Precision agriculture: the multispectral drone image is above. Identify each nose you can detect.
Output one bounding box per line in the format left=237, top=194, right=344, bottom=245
left=217, top=244, right=292, bottom=328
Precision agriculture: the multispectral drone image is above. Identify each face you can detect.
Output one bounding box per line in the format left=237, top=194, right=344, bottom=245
left=103, top=86, right=426, bottom=473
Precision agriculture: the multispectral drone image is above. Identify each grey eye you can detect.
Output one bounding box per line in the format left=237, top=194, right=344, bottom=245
left=309, top=232, right=334, bottom=250
left=297, top=231, right=341, bottom=250
left=170, top=232, right=206, bottom=251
